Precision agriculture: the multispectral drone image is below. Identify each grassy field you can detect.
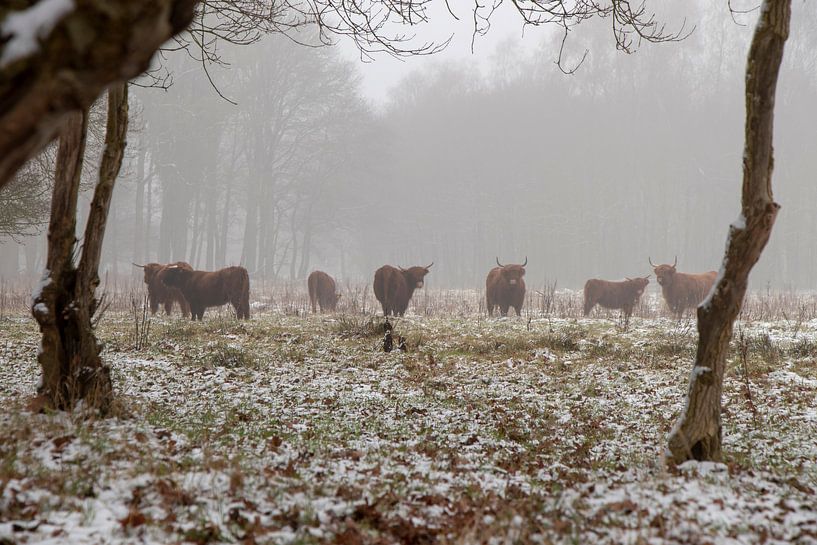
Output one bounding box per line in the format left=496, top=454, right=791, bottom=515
left=1, top=286, right=816, bottom=544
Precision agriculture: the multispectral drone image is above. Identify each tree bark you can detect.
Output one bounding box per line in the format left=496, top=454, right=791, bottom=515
left=0, top=0, right=198, bottom=189
left=667, top=0, right=790, bottom=464
left=31, top=83, right=129, bottom=413
left=32, top=110, right=92, bottom=411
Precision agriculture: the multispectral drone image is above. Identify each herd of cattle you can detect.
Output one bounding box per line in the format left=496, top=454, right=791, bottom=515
left=135, top=257, right=718, bottom=322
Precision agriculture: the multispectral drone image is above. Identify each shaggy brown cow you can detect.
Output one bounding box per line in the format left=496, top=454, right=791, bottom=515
left=307, top=270, right=340, bottom=313
left=161, top=265, right=250, bottom=320
left=650, top=257, right=717, bottom=317
left=373, top=263, right=432, bottom=317
left=135, top=261, right=192, bottom=317
left=486, top=257, right=527, bottom=317
left=583, top=276, right=650, bottom=326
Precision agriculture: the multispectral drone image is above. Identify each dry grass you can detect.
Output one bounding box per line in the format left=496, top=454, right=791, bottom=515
left=1, top=281, right=816, bottom=544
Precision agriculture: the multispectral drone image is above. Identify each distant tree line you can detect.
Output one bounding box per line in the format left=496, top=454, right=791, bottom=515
left=2, top=4, right=816, bottom=290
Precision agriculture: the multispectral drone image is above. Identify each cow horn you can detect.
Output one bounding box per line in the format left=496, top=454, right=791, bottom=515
left=496, top=257, right=504, bottom=267
left=425, top=262, right=433, bottom=269
left=132, top=262, right=145, bottom=268
left=648, top=257, right=656, bottom=267
left=673, top=256, right=678, bottom=267
left=521, top=256, right=527, bottom=267
left=645, top=274, right=651, bottom=279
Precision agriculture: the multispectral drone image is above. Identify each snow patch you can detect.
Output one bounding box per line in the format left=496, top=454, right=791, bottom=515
left=0, top=0, right=75, bottom=68
left=31, top=268, right=51, bottom=303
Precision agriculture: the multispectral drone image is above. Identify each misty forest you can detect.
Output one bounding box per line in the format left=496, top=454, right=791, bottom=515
left=0, top=0, right=815, bottom=543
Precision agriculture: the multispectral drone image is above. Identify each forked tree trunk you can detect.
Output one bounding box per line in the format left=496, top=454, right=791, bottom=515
left=31, top=84, right=129, bottom=412
left=667, top=0, right=790, bottom=464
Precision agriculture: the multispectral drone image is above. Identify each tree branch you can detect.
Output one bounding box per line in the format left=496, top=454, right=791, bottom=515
left=0, top=0, right=198, bottom=190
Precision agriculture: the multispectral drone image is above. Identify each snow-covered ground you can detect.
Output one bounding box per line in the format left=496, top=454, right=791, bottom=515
left=0, top=303, right=815, bottom=544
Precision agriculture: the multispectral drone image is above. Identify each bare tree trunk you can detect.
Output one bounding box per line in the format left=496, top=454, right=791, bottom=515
left=217, top=186, right=231, bottom=268
left=667, top=0, right=790, bottom=464
left=205, top=190, right=217, bottom=270
left=133, top=144, right=146, bottom=269
left=189, top=191, right=202, bottom=267
left=298, top=218, right=313, bottom=280
left=241, top=186, right=259, bottom=272
left=145, top=172, right=153, bottom=262
left=31, top=83, right=129, bottom=412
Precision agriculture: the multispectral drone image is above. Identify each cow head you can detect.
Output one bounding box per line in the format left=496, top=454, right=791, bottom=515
left=137, top=263, right=163, bottom=284
left=649, top=257, right=677, bottom=287
left=160, top=264, right=192, bottom=288
left=401, top=263, right=433, bottom=289
left=496, top=257, right=527, bottom=286
left=625, top=275, right=651, bottom=295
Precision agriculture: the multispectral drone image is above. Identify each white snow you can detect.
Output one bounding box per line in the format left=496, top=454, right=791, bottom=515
left=731, top=213, right=746, bottom=231
left=1, top=297, right=817, bottom=544
left=31, top=268, right=51, bottom=303
left=0, top=0, right=75, bottom=68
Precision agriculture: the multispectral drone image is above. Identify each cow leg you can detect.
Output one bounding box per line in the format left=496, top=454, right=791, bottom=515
left=500, top=305, right=509, bottom=317
left=514, top=305, right=522, bottom=316
left=149, top=295, right=159, bottom=315
left=164, top=300, right=173, bottom=315
left=583, top=299, right=594, bottom=316
left=241, top=292, right=250, bottom=320
left=179, top=297, right=191, bottom=319
left=233, top=297, right=250, bottom=320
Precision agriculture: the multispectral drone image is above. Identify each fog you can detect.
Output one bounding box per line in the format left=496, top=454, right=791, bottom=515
left=2, top=1, right=817, bottom=291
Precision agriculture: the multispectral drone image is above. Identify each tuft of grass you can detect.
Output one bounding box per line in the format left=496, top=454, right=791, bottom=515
left=331, top=314, right=382, bottom=338
left=163, top=320, right=198, bottom=342
left=748, top=333, right=781, bottom=368
left=205, top=342, right=256, bottom=369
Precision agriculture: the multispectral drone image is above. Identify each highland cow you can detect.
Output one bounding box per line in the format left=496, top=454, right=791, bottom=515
left=373, top=263, right=432, bottom=317
left=307, top=270, right=340, bottom=313
left=161, top=265, right=250, bottom=320
left=583, top=276, right=650, bottom=326
left=486, top=257, right=527, bottom=317
left=650, top=257, right=717, bottom=318
left=135, top=261, right=192, bottom=318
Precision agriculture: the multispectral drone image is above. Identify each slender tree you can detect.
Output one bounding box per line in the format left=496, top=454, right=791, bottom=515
left=667, top=0, right=790, bottom=463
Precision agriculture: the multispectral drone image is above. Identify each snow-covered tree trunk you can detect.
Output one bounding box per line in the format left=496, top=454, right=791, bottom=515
left=0, top=0, right=197, bottom=189
left=667, top=0, right=790, bottom=464
left=31, top=84, right=128, bottom=412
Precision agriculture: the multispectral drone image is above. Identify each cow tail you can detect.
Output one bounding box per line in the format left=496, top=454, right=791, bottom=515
left=241, top=268, right=250, bottom=319
left=582, top=284, right=593, bottom=316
